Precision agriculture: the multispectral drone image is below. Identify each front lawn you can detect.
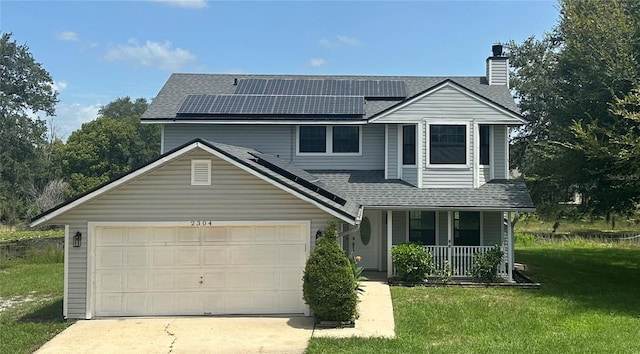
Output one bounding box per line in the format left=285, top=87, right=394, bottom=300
left=0, top=259, right=72, bottom=353
left=307, top=240, right=640, bottom=353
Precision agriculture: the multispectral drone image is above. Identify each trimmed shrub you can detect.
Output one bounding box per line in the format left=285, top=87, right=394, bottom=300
left=391, top=243, right=433, bottom=283
left=302, top=222, right=357, bottom=322
left=470, top=244, right=504, bottom=282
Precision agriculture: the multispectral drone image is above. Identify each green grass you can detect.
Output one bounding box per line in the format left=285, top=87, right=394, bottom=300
left=307, top=241, right=640, bottom=353
left=0, top=229, right=64, bottom=242
left=0, top=259, right=73, bottom=353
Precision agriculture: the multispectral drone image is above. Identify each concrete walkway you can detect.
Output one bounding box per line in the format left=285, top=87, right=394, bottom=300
left=312, top=278, right=396, bottom=339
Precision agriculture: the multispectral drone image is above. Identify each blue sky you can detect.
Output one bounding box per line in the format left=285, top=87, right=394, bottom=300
left=1, top=0, right=559, bottom=138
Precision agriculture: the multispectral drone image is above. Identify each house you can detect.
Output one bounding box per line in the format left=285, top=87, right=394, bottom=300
left=31, top=45, right=534, bottom=319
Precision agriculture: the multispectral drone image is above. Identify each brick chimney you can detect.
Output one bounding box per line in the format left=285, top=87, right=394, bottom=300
left=486, top=44, right=509, bottom=87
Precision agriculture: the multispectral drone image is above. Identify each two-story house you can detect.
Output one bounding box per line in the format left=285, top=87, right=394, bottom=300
left=31, top=45, right=534, bottom=319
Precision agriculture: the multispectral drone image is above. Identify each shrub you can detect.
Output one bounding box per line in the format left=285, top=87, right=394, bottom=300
left=515, top=232, right=536, bottom=246
left=391, top=243, right=433, bottom=283
left=302, top=222, right=357, bottom=322
left=470, top=244, right=504, bottom=283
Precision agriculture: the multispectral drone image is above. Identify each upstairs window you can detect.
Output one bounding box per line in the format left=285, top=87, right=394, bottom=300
left=333, top=126, right=359, bottom=153
left=409, top=211, right=435, bottom=245
left=299, top=126, right=326, bottom=153
left=402, top=125, right=416, bottom=165
left=297, top=126, right=361, bottom=155
left=430, top=125, right=466, bottom=165
left=480, top=125, right=490, bottom=165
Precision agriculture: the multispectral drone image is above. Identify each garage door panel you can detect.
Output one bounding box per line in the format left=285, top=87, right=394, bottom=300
left=152, top=249, right=175, bottom=266
left=124, top=272, right=148, bottom=290
left=95, top=224, right=307, bottom=316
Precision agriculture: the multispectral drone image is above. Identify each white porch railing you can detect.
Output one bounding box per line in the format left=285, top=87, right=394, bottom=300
left=392, top=245, right=508, bottom=278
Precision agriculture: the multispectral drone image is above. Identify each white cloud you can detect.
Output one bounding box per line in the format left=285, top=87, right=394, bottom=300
left=337, top=35, right=361, bottom=46
left=150, top=0, right=207, bottom=8
left=55, top=31, right=79, bottom=41
left=53, top=102, right=102, bottom=139
left=51, top=81, right=68, bottom=94
left=309, top=58, right=326, bottom=67
left=319, top=35, right=361, bottom=48
left=104, top=39, right=197, bottom=70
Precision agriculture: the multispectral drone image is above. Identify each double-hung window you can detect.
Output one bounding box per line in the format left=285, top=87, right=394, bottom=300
left=479, top=125, right=490, bottom=165
left=402, top=125, right=416, bottom=165
left=454, top=211, right=480, bottom=246
left=430, top=124, right=466, bottom=165
left=409, top=211, right=435, bottom=245
left=298, top=126, right=360, bottom=155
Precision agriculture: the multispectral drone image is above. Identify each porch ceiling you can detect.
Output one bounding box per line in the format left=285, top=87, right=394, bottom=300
left=312, top=170, right=534, bottom=211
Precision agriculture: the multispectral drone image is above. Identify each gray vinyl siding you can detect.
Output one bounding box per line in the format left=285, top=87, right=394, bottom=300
left=387, top=125, right=398, bottom=179
left=163, top=124, right=384, bottom=170
left=493, top=125, right=507, bottom=179
left=402, top=167, right=418, bottom=187
left=48, top=149, right=335, bottom=319
left=391, top=211, right=407, bottom=245
left=482, top=211, right=502, bottom=246
left=437, top=211, right=448, bottom=246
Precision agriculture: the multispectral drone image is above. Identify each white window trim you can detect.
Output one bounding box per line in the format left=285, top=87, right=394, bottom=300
left=191, top=159, right=212, bottom=186
left=426, top=121, right=472, bottom=169
left=400, top=124, right=418, bottom=167
left=295, top=125, right=363, bottom=156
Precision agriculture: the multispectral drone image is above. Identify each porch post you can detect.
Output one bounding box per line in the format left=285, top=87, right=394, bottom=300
left=387, top=210, right=393, bottom=278
left=447, top=211, right=453, bottom=266
left=507, top=211, right=514, bottom=281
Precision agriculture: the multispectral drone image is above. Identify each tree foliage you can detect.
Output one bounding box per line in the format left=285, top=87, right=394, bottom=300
left=0, top=32, right=58, bottom=224
left=508, top=0, right=640, bottom=218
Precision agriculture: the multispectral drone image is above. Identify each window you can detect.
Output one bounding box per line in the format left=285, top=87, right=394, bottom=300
left=480, top=125, right=490, bottom=165
left=297, top=126, right=361, bottom=154
left=409, top=211, right=435, bottom=245
left=333, top=126, right=359, bottom=153
left=299, top=126, right=326, bottom=153
left=454, top=211, right=480, bottom=246
left=402, top=125, right=416, bottom=165
left=191, top=159, right=211, bottom=186
left=430, top=125, right=466, bottom=164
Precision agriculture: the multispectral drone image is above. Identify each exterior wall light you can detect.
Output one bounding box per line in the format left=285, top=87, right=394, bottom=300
left=73, top=231, right=82, bottom=248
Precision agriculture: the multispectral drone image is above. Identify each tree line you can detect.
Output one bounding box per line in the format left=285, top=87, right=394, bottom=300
left=1, top=33, right=159, bottom=224
left=2, top=0, right=640, bottom=225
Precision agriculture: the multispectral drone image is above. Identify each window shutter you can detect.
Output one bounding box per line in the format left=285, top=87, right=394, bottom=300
left=191, top=159, right=211, bottom=185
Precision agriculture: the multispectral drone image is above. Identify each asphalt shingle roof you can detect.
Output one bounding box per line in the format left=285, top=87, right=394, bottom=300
left=311, top=170, right=535, bottom=211
left=142, top=74, right=520, bottom=121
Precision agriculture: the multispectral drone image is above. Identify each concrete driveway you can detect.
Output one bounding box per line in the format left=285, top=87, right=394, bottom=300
left=35, top=316, right=315, bottom=354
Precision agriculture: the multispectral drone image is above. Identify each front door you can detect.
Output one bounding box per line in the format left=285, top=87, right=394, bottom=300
left=352, top=210, right=379, bottom=269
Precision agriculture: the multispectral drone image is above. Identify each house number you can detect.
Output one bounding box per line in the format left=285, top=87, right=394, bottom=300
left=190, top=220, right=214, bottom=226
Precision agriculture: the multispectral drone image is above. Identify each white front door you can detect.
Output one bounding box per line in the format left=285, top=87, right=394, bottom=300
left=352, top=210, right=379, bottom=269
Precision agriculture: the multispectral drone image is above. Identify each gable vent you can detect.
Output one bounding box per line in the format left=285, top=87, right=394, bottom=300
left=191, top=159, right=211, bottom=185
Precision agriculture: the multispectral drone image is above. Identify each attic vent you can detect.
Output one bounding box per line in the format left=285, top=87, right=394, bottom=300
left=191, top=159, right=211, bottom=186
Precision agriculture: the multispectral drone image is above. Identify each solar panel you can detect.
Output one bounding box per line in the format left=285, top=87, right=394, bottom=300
left=176, top=94, right=364, bottom=116
left=235, top=78, right=407, bottom=98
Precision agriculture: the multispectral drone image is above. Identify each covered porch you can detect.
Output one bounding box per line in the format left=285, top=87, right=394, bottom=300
left=345, top=209, right=516, bottom=282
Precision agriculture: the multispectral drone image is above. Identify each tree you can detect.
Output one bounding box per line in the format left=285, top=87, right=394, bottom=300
left=57, top=97, right=160, bottom=196
left=508, top=0, right=640, bottom=218
left=0, top=32, right=58, bottom=224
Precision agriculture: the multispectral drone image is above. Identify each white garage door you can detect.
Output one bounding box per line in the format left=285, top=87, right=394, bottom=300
left=93, top=223, right=308, bottom=317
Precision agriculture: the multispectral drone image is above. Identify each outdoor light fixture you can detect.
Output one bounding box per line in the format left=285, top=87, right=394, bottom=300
left=315, top=230, right=323, bottom=240
left=73, top=231, right=82, bottom=248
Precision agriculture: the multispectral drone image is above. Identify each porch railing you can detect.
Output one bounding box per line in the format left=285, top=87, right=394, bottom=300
left=392, top=245, right=508, bottom=278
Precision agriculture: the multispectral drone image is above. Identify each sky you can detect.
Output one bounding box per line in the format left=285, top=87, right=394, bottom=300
left=1, top=0, right=560, bottom=139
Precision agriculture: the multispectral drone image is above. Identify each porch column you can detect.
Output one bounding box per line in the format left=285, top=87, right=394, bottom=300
left=447, top=211, right=453, bottom=266
left=507, top=211, right=514, bottom=281
left=387, top=210, right=393, bottom=278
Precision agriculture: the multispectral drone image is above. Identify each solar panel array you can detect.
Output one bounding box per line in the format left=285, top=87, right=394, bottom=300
left=235, top=78, right=407, bottom=98
left=177, top=94, right=364, bottom=116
